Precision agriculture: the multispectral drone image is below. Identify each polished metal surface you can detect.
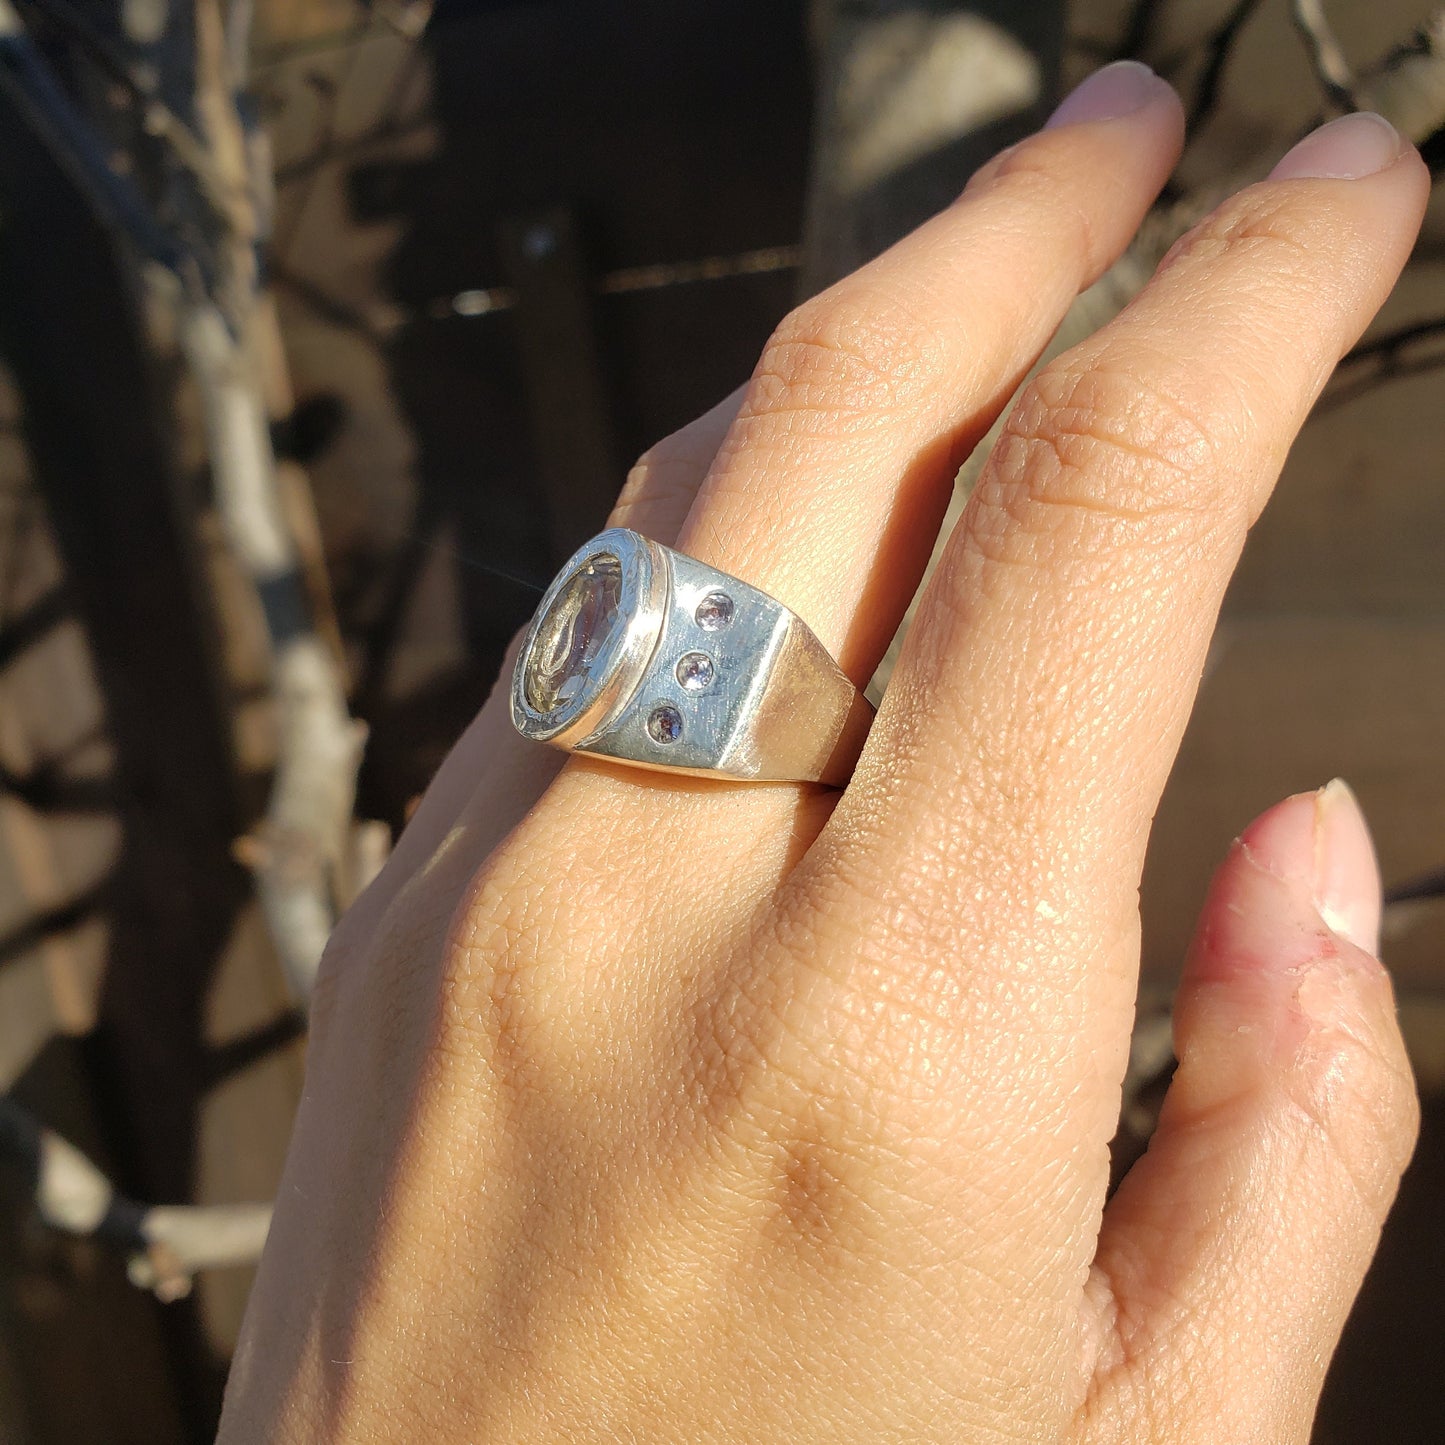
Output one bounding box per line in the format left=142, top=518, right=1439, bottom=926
left=511, top=528, right=873, bottom=785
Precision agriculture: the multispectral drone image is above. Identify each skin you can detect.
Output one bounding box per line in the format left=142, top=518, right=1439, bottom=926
left=218, top=66, right=1428, bottom=1444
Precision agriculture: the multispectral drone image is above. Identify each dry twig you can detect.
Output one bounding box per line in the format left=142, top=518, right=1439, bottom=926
left=1292, top=0, right=1359, bottom=111
left=180, top=0, right=378, bottom=1001
left=0, top=1097, right=271, bottom=1301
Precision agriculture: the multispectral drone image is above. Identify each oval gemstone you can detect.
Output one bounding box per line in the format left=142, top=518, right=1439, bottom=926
left=526, top=553, right=624, bottom=713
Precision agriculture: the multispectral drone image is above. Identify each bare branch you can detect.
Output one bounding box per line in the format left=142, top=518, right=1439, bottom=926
left=177, top=0, right=379, bottom=1001
left=1117, top=0, right=1170, bottom=60
left=0, top=0, right=187, bottom=273
left=1188, top=0, right=1267, bottom=133
left=0, top=1096, right=271, bottom=1301
left=23, top=0, right=249, bottom=234
left=1315, top=315, right=1445, bottom=412
left=130, top=1202, right=272, bottom=1300
left=180, top=291, right=368, bottom=1000
left=1360, top=11, right=1445, bottom=151
left=1292, top=0, right=1360, bottom=111
left=1386, top=865, right=1445, bottom=904
left=1340, top=315, right=1445, bottom=366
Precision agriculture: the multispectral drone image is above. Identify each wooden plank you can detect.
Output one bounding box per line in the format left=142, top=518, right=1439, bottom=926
left=1227, top=263, right=1445, bottom=619
left=1142, top=616, right=1445, bottom=988
left=497, top=207, right=623, bottom=562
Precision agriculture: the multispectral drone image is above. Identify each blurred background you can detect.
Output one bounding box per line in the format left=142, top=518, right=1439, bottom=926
left=0, top=0, right=1441, bottom=1439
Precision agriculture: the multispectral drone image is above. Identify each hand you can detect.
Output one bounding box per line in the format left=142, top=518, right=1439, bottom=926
left=219, top=64, right=1427, bottom=1443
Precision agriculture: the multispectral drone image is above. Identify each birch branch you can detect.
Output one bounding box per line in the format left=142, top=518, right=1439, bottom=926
left=1292, top=0, right=1359, bottom=111
left=0, top=1096, right=271, bottom=1302
left=4, top=0, right=381, bottom=1002
left=1296, top=1, right=1445, bottom=140
left=1357, top=12, right=1445, bottom=147
left=182, top=0, right=378, bottom=1001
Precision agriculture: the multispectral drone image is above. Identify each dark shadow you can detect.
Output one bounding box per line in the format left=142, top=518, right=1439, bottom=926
left=0, top=758, right=115, bottom=815
left=1315, top=1088, right=1445, bottom=1443
left=334, top=0, right=814, bottom=832
left=0, top=582, right=68, bottom=669
left=0, top=879, right=110, bottom=971
left=272, top=391, right=350, bottom=468
left=200, top=1009, right=307, bottom=1091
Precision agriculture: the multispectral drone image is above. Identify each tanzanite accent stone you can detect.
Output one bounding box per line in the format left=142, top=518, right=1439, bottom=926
left=695, top=591, right=734, bottom=630
left=675, top=652, right=715, bottom=691
left=647, top=704, right=683, bottom=744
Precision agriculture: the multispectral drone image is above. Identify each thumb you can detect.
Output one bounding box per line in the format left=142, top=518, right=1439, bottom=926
left=1081, top=782, right=1418, bottom=1444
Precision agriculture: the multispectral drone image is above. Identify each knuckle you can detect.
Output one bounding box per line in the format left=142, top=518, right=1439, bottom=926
left=611, top=452, right=696, bottom=531
left=626, top=424, right=709, bottom=493
left=969, top=357, right=1234, bottom=565
left=430, top=851, right=553, bottom=1070
left=1156, top=186, right=1324, bottom=281
left=306, top=919, right=367, bottom=1040
left=615, top=453, right=655, bottom=510
left=685, top=975, right=920, bottom=1271
left=752, top=288, right=949, bottom=419
left=970, top=142, right=1097, bottom=276
left=312, top=863, right=454, bottom=1042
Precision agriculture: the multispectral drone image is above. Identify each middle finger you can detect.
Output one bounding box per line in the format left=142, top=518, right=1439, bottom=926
left=675, top=60, right=1184, bottom=684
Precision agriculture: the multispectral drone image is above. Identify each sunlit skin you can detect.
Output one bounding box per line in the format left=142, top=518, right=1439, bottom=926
left=218, top=64, right=1426, bottom=1444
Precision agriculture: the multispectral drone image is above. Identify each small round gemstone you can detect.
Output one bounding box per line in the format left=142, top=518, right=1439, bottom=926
left=695, top=591, right=734, bottom=631
left=675, top=652, right=715, bottom=691
left=647, top=704, right=683, bottom=744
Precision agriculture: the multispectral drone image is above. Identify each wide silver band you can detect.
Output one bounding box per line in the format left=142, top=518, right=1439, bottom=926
left=511, top=528, right=873, bottom=785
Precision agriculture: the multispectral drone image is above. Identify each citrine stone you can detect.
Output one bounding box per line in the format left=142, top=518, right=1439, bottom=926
left=526, top=554, right=623, bottom=713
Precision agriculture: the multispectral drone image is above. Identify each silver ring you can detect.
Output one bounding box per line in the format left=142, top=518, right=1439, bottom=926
left=511, top=528, right=874, bottom=785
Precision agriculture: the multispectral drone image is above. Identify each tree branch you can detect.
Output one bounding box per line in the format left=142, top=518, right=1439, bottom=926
left=1359, top=11, right=1445, bottom=153
left=1315, top=315, right=1445, bottom=412
left=0, top=1096, right=271, bottom=1301
left=1187, top=0, right=1267, bottom=133
left=1292, top=0, right=1360, bottom=111
left=180, top=0, right=379, bottom=1001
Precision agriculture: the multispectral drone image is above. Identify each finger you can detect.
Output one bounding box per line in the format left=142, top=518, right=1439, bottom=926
left=324, top=631, right=563, bottom=968
left=428, top=72, right=1183, bottom=969
left=341, top=397, right=743, bottom=941
left=811, top=116, right=1427, bottom=1157
left=610, top=385, right=745, bottom=543
left=411, top=65, right=1178, bottom=897
left=443, top=64, right=1180, bottom=885
left=1083, top=784, right=1417, bottom=1443
left=675, top=61, right=1185, bottom=682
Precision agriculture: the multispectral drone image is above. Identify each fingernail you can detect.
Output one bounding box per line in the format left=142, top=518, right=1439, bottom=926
left=1045, top=60, right=1166, bottom=129
left=1310, top=779, right=1382, bottom=953
left=1240, top=781, right=1382, bottom=953
left=1269, top=111, right=1401, bottom=180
